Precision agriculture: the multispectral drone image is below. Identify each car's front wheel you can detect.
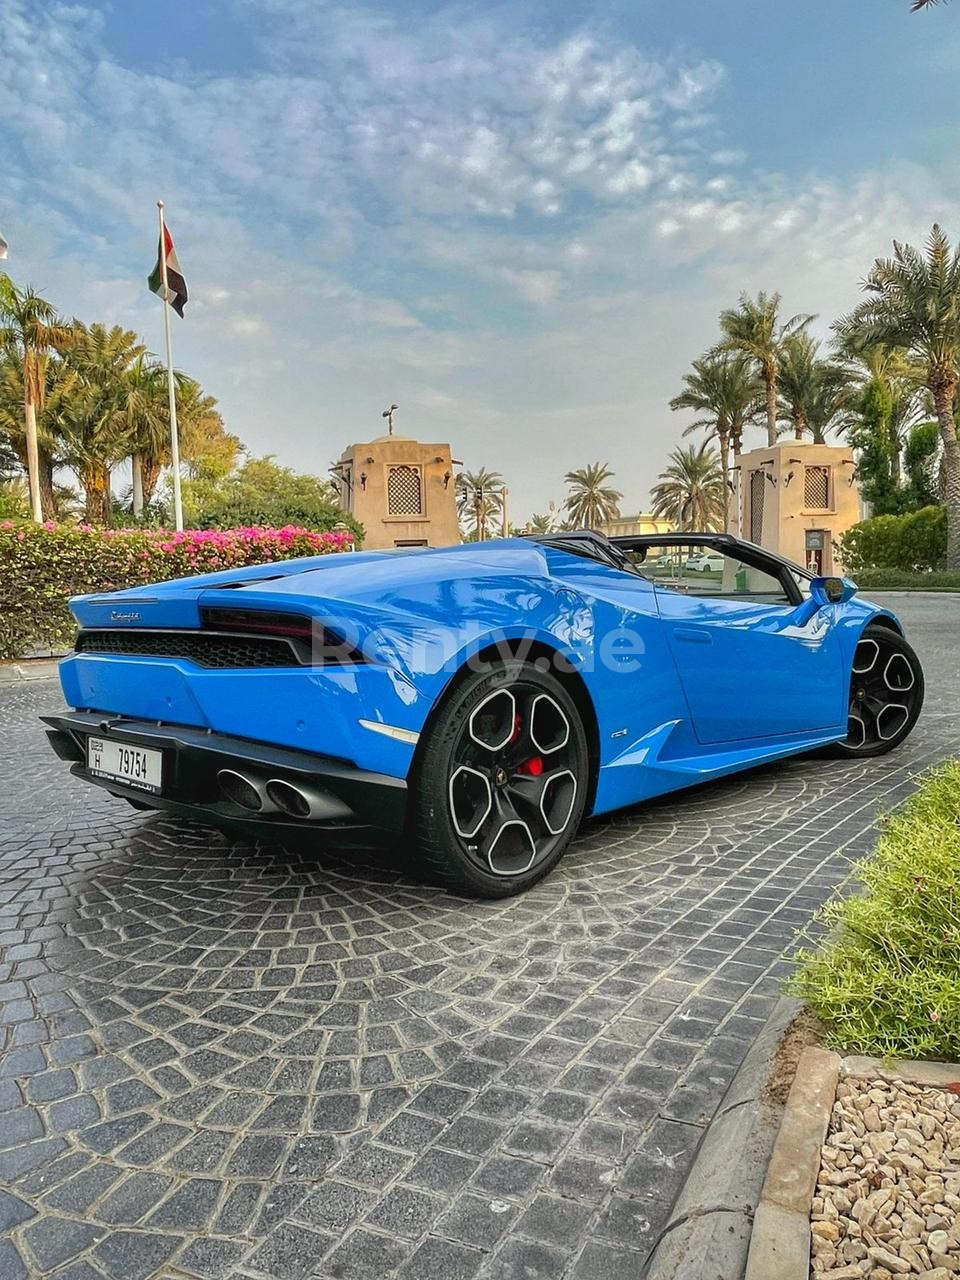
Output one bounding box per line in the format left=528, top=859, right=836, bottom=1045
left=409, top=659, right=590, bottom=897
left=825, top=624, right=924, bottom=758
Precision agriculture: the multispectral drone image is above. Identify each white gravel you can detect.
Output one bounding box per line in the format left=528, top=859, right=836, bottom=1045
left=811, top=1075, right=960, bottom=1279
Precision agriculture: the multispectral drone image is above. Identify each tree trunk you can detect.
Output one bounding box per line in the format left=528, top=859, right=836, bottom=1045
left=718, top=428, right=731, bottom=533
left=889, top=426, right=902, bottom=487
left=132, top=454, right=144, bottom=518
left=38, top=448, right=57, bottom=521
left=729, top=428, right=743, bottom=538
left=82, top=461, right=111, bottom=525
left=932, top=379, right=960, bottom=571
left=23, top=392, right=43, bottom=523
left=141, top=457, right=163, bottom=507
left=794, top=409, right=806, bottom=441
left=765, top=365, right=778, bottom=448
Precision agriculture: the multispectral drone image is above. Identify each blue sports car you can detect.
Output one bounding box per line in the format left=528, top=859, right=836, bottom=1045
left=43, top=530, right=924, bottom=897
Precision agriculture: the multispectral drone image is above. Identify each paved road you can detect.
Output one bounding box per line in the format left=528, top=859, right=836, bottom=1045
left=0, top=595, right=957, bottom=1280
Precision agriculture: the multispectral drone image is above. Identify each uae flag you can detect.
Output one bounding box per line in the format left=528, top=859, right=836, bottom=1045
left=148, top=224, right=187, bottom=316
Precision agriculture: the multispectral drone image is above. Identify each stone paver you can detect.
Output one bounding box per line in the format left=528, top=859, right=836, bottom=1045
left=0, top=594, right=957, bottom=1278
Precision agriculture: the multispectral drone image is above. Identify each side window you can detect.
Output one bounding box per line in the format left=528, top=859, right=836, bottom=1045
left=632, top=545, right=789, bottom=599
left=683, top=553, right=785, bottom=598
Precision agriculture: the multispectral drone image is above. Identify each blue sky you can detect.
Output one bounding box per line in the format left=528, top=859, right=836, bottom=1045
left=2, top=0, right=958, bottom=518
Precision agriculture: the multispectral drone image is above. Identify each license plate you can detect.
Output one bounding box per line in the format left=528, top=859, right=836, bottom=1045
left=86, top=737, right=163, bottom=793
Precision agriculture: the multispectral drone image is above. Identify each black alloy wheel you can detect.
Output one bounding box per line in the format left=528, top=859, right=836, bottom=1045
left=827, top=624, right=924, bottom=758
left=410, top=659, right=589, bottom=897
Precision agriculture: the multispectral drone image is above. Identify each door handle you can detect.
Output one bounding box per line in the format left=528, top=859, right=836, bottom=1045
left=674, top=627, right=712, bottom=645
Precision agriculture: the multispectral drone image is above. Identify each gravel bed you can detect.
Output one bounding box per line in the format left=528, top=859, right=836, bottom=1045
left=811, top=1074, right=960, bottom=1279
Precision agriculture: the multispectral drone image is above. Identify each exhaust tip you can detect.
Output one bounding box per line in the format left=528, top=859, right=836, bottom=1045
left=218, top=769, right=263, bottom=812
left=266, top=779, right=311, bottom=818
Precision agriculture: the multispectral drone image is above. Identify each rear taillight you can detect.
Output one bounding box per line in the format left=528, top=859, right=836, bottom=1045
left=199, top=608, right=364, bottom=662
left=201, top=607, right=313, bottom=640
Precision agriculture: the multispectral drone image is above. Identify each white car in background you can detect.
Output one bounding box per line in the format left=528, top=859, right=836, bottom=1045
left=685, top=551, right=725, bottom=574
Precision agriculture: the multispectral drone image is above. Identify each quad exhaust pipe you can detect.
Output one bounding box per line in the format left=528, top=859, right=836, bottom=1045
left=217, top=769, right=351, bottom=821
left=217, top=769, right=281, bottom=814
left=266, top=778, right=352, bottom=820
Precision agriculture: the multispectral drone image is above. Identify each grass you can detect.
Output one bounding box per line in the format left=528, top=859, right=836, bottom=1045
left=789, top=760, right=960, bottom=1061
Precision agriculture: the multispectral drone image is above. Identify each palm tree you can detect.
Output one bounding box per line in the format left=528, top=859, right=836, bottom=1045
left=0, top=348, right=76, bottom=518
left=718, top=292, right=813, bottom=447
left=59, top=322, right=144, bottom=523
left=670, top=352, right=760, bottom=531
left=0, top=275, right=72, bottom=521
left=526, top=504, right=563, bottom=534
left=804, top=363, right=852, bottom=444
left=456, top=468, right=504, bottom=540
left=777, top=334, right=818, bottom=441
left=116, top=356, right=169, bottom=517
left=180, top=402, right=241, bottom=485
left=174, top=380, right=231, bottom=502
left=911, top=1, right=946, bottom=10
left=836, top=225, right=960, bottom=570
left=650, top=444, right=726, bottom=532
left=835, top=337, right=923, bottom=490
left=563, top=463, right=622, bottom=529
left=777, top=334, right=851, bottom=442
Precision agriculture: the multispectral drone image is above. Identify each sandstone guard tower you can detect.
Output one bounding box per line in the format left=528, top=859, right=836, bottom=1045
left=736, top=441, right=862, bottom=574
left=332, top=406, right=460, bottom=550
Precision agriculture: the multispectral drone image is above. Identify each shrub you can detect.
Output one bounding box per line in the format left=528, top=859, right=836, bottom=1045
left=838, top=506, right=946, bottom=572
left=789, top=760, right=960, bottom=1060
left=0, top=521, right=356, bottom=660
left=853, top=568, right=960, bottom=592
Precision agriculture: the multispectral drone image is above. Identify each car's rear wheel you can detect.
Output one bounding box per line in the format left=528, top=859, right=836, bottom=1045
left=409, top=659, right=590, bottom=898
left=825, top=624, right=924, bottom=758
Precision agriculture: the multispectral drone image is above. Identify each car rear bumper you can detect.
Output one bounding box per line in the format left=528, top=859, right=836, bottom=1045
left=42, top=711, right=408, bottom=848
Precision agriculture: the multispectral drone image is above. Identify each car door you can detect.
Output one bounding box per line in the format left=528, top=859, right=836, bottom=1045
left=617, top=537, right=847, bottom=745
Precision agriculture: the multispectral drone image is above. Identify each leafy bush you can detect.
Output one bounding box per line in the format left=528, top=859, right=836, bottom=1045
left=180, top=456, right=361, bottom=535
left=0, top=521, right=356, bottom=660
left=838, top=505, right=946, bottom=572
left=854, top=568, right=960, bottom=592
left=789, top=761, right=960, bottom=1060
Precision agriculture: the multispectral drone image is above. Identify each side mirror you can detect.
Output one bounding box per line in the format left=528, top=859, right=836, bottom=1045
left=810, top=576, right=857, bottom=606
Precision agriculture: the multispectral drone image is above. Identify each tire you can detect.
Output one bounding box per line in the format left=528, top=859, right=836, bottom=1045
left=824, top=624, right=924, bottom=758
left=408, top=658, right=590, bottom=898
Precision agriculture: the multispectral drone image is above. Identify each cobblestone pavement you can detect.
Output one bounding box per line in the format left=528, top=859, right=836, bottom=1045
left=1, top=595, right=957, bottom=1280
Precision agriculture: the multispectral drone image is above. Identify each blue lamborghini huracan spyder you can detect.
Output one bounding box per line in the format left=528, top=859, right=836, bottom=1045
left=43, top=530, right=924, bottom=897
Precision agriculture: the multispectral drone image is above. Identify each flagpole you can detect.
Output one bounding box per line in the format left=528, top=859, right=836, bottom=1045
left=157, top=201, right=184, bottom=532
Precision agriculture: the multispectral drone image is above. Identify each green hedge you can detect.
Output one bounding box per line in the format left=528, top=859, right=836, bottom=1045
left=838, top=505, right=946, bottom=572
left=853, top=568, right=960, bottom=592
left=789, top=761, right=960, bottom=1060
left=0, top=521, right=355, bottom=661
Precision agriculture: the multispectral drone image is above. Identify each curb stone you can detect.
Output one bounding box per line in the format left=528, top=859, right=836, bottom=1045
left=842, top=1054, right=960, bottom=1088
left=0, top=658, right=62, bottom=685
left=744, top=1045, right=841, bottom=1280
left=643, top=996, right=802, bottom=1280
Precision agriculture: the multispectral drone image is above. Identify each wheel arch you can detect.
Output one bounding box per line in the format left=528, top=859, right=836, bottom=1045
left=411, top=637, right=602, bottom=818
left=864, top=611, right=903, bottom=637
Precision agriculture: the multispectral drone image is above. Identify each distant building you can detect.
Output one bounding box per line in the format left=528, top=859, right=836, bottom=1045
left=332, top=434, right=460, bottom=551
left=599, top=513, right=675, bottom=538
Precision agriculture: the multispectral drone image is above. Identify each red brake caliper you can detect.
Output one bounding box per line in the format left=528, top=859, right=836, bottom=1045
left=509, top=713, right=544, bottom=775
